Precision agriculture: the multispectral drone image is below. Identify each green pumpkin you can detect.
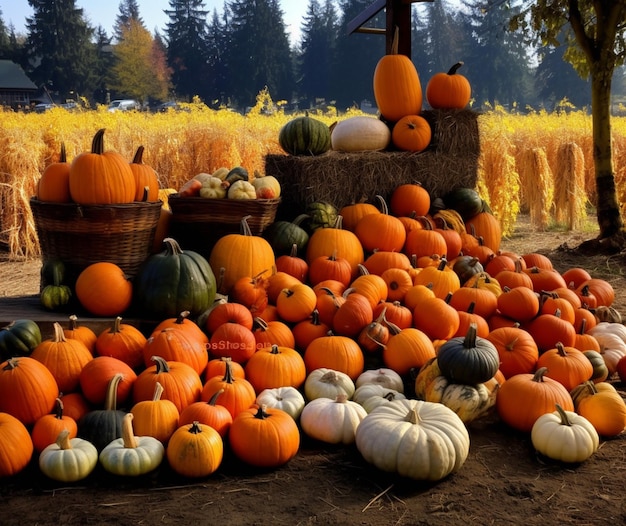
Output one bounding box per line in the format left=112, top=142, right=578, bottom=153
left=0, top=319, right=42, bottom=360
left=436, top=323, right=500, bottom=385
left=40, top=284, right=72, bottom=311
left=442, top=187, right=485, bottom=220
left=306, top=201, right=338, bottom=231
left=133, top=237, right=217, bottom=319
left=40, top=258, right=66, bottom=288
left=225, top=166, right=249, bottom=185
left=278, top=113, right=332, bottom=156
left=263, top=214, right=310, bottom=256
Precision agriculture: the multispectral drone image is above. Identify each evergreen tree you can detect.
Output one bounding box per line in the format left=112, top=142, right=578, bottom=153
left=114, top=0, right=145, bottom=42
left=331, top=0, right=385, bottom=111
left=205, top=8, right=229, bottom=107
left=463, top=0, right=535, bottom=108
left=25, top=0, right=97, bottom=100
left=297, top=0, right=339, bottom=108
left=92, top=25, right=116, bottom=104
left=0, top=10, right=10, bottom=58
left=225, top=0, right=294, bottom=110
left=165, top=0, right=210, bottom=101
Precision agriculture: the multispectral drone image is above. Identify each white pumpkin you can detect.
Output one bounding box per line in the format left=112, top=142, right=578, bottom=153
left=330, top=116, right=391, bottom=152
left=355, top=398, right=470, bottom=481
left=252, top=174, right=281, bottom=199
left=300, top=394, right=367, bottom=445
left=352, top=383, right=406, bottom=407
left=255, top=386, right=305, bottom=420
left=531, top=404, right=599, bottom=463
left=227, top=180, right=257, bottom=199
left=586, top=326, right=626, bottom=374
left=355, top=368, right=404, bottom=392
left=199, top=176, right=228, bottom=199
left=39, top=430, right=98, bottom=482
left=304, top=368, right=355, bottom=401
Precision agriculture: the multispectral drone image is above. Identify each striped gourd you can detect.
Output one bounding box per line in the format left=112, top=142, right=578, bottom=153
left=278, top=113, right=331, bottom=156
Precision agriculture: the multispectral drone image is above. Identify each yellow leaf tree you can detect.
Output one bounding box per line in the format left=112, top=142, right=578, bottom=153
left=111, top=20, right=172, bottom=103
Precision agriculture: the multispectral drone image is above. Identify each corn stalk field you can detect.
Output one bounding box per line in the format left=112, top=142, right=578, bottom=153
left=2, top=97, right=626, bottom=259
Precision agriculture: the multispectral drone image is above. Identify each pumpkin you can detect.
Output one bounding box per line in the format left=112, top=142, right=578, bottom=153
left=98, top=412, right=164, bottom=476
left=166, top=421, right=223, bottom=477
left=143, top=327, right=208, bottom=376
left=275, top=243, right=308, bottom=282
left=209, top=216, right=276, bottom=295
left=465, top=212, right=502, bottom=253
left=37, top=142, right=71, bottom=202
left=255, top=386, right=306, bottom=421
left=229, top=404, right=300, bottom=467
left=391, top=114, right=432, bottom=152
left=205, top=301, right=254, bottom=333
left=442, top=187, right=485, bottom=221
left=382, top=325, right=436, bottom=377
left=292, top=310, right=332, bottom=352
left=330, top=116, right=391, bottom=152
left=208, top=322, right=257, bottom=363
left=130, top=382, right=180, bottom=445
left=201, top=360, right=256, bottom=418
left=332, top=290, right=374, bottom=338
left=0, top=412, right=33, bottom=478
left=304, top=333, right=364, bottom=380
left=584, top=349, right=610, bottom=383
left=244, top=344, right=306, bottom=392
left=353, top=383, right=406, bottom=408
left=0, top=319, right=42, bottom=360
left=252, top=317, right=295, bottom=350
left=152, top=311, right=208, bottom=345
left=262, top=215, right=310, bottom=256
left=230, top=270, right=270, bottom=315
left=75, top=262, right=133, bottom=317
left=39, top=429, right=98, bottom=482
left=77, top=373, right=127, bottom=452
left=134, top=237, right=217, bottom=319
left=414, top=358, right=500, bottom=423
left=356, top=368, right=404, bottom=393
left=31, top=397, right=78, bottom=453
left=486, top=325, right=539, bottom=378
left=495, top=367, right=574, bottom=433
left=536, top=342, right=593, bottom=391
left=178, top=389, right=233, bottom=437
left=426, top=62, right=472, bottom=109
left=355, top=399, right=470, bottom=481
left=129, top=145, right=159, bottom=201
left=354, top=195, right=406, bottom=252
left=306, top=216, right=364, bottom=278
left=496, top=286, right=540, bottom=323
left=252, top=173, right=281, bottom=199
left=276, top=283, right=318, bottom=323
left=372, top=27, right=423, bottom=122
left=339, top=201, right=381, bottom=232
left=30, top=322, right=92, bottom=393
left=227, top=180, right=257, bottom=200
left=40, top=276, right=72, bottom=311
left=412, top=295, right=460, bottom=341
left=304, top=367, right=355, bottom=401
left=300, top=394, right=367, bottom=445
left=95, top=317, right=146, bottom=371
left=0, top=356, right=58, bottom=425
left=573, top=381, right=626, bottom=437
left=78, top=356, right=136, bottom=406
left=530, top=404, right=599, bottom=463
left=63, top=315, right=97, bottom=354
left=278, top=113, right=331, bottom=156
left=68, top=128, right=136, bottom=205
left=308, top=251, right=353, bottom=287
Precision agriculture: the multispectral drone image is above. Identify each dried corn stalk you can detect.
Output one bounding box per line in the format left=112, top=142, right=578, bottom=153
left=554, top=142, right=587, bottom=230
left=518, top=147, right=553, bottom=231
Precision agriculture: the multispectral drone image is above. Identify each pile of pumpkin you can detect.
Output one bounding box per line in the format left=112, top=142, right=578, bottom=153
left=3, top=182, right=626, bottom=484
left=279, top=31, right=472, bottom=156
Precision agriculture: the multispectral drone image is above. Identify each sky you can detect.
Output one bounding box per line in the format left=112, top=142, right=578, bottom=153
left=0, top=1, right=308, bottom=44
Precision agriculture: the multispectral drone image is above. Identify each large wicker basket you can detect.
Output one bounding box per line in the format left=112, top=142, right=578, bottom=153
left=30, top=198, right=162, bottom=284
left=168, top=194, right=280, bottom=258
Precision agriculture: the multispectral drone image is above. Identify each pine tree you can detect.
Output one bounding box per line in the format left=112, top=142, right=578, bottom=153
left=25, top=0, right=97, bottom=100
left=226, top=0, right=294, bottom=109
left=114, top=0, right=145, bottom=42
left=297, top=0, right=339, bottom=108
left=164, top=0, right=210, bottom=101
left=205, top=8, right=229, bottom=107
left=92, top=25, right=116, bottom=104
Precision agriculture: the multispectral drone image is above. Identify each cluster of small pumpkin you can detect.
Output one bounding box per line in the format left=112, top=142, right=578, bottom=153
left=177, top=166, right=282, bottom=201
left=279, top=33, right=471, bottom=156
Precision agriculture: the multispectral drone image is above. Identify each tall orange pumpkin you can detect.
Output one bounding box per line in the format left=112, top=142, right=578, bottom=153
left=373, top=28, right=422, bottom=122
left=37, top=142, right=71, bottom=202
left=129, top=145, right=160, bottom=202
left=68, top=128, right=136, bottom=205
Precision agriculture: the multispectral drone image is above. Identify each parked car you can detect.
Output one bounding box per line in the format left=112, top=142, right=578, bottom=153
left=107, top=99, right=140, bottom=112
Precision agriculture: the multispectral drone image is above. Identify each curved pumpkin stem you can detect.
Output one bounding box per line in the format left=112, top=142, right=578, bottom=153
left=91, top=128, right=106, bottom=154
left=132, top=145, right=145, bottom=164
left=59, top=142, right=67, bottom=163
left=447, top=62, right=464, bottom=75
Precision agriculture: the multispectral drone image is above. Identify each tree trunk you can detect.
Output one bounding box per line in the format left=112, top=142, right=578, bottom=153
left=591, top=62, right=623, bottom=239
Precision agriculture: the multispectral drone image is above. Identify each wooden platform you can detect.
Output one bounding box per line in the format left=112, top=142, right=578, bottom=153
left=0, top=295, right=156, bottom=340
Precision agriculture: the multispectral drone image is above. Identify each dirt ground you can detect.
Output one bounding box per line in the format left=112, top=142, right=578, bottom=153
left=1, top=215, right=625, bottom=526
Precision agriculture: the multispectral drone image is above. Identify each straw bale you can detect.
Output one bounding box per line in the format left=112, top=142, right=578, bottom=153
left=266, top=109, right=480, bottom=220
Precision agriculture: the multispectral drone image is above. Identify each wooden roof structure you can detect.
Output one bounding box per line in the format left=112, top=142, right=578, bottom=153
left=347, top=0, right=433, bottom=58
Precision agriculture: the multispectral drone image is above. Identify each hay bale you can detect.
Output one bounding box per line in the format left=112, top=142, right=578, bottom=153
left=265, top=109, right=480, bottom=220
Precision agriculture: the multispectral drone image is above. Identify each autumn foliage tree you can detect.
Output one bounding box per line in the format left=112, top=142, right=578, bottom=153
left=111, top=19, right=172, bottom=103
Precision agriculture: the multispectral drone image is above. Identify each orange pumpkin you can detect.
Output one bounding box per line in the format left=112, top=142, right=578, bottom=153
left=0, top=412, right=34, bottom=478
left=391, top=114, right=432, bottom=152
left=68, top=128, right=136, bottom=204
left=354, top=196, right=406, bottom=252
left=244, top=344, right=306, bottom=392
left=144, top=327, right=208, bottom=375
left=373, top=27, right=423, bottom=122
left=75, top=262, right=133, bottom=317
left=304, top=333, right=364, bottom=380
left=95, top=316, right=147, bottom=371
left=426, top=62, right=472, bottom=109
left=129, top=145, right=160, bottom=201
left=37, top=142, right=71, bottom=202
left=200, top=360, right=257, bottom=418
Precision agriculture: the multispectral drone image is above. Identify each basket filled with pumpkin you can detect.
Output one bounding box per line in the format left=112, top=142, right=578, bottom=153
left=167, top=166, right=281, bottom=258
left=30, top=129, right=163, bottom=287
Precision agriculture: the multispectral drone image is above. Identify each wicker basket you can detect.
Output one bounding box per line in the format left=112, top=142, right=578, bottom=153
left=168, top=194, right=280, bottom=258
left=30, top=198, right=162, bottom=284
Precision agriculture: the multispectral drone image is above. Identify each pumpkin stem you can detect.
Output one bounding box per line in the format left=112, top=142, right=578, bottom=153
left=406, top=407, right=420, bottom=425
left=55, top=429, right=73, bottom=450
left=91, top=128, right=106, bottom=155
left=390, top=25, right=400, bottom=55
left=334, top=393, right=349, bottom=403
left=103, top=373, right=124, bottom=411
left=152, top=381, right=165, bottom=402
left=254, top=404, right=271, bottom=419
left=175, top=311, right=191, bottom=324
left=319, top=370, right=340, bottom=384
left=208, top=388, right=224, bottom=406
left=59, top=142, right=67, bottom=163
left=151, top=355, right=171, bottom=373
left=52, top=321, right=67, bottom=343
left=188, top=421, right=203, bottom=434
left=532, top=367, right=549, bottom=383
left=110, top=316, right=124, bottom=334
left=121, top=413, right=138, bottom=449
left=463, top=322, right=478, bottom=347
left=554, top=403, right=572, bottom=426
left=68, top=314, right=79, bottom=331
left=53, top=397, right=65, bottom=420
left=240, top=216, right=253, bottom=236
left=132, top=145, right=145, bottom=164
left=447, top=62, right=464, bottom=75
left=162, top=237, right=184, bottom=256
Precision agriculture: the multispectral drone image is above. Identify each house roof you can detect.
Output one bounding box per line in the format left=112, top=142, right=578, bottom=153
left=0, top=60, right=38, bottom=90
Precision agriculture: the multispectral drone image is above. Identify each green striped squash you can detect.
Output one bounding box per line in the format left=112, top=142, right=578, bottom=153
left=278, top=114, right=331, bottom=156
